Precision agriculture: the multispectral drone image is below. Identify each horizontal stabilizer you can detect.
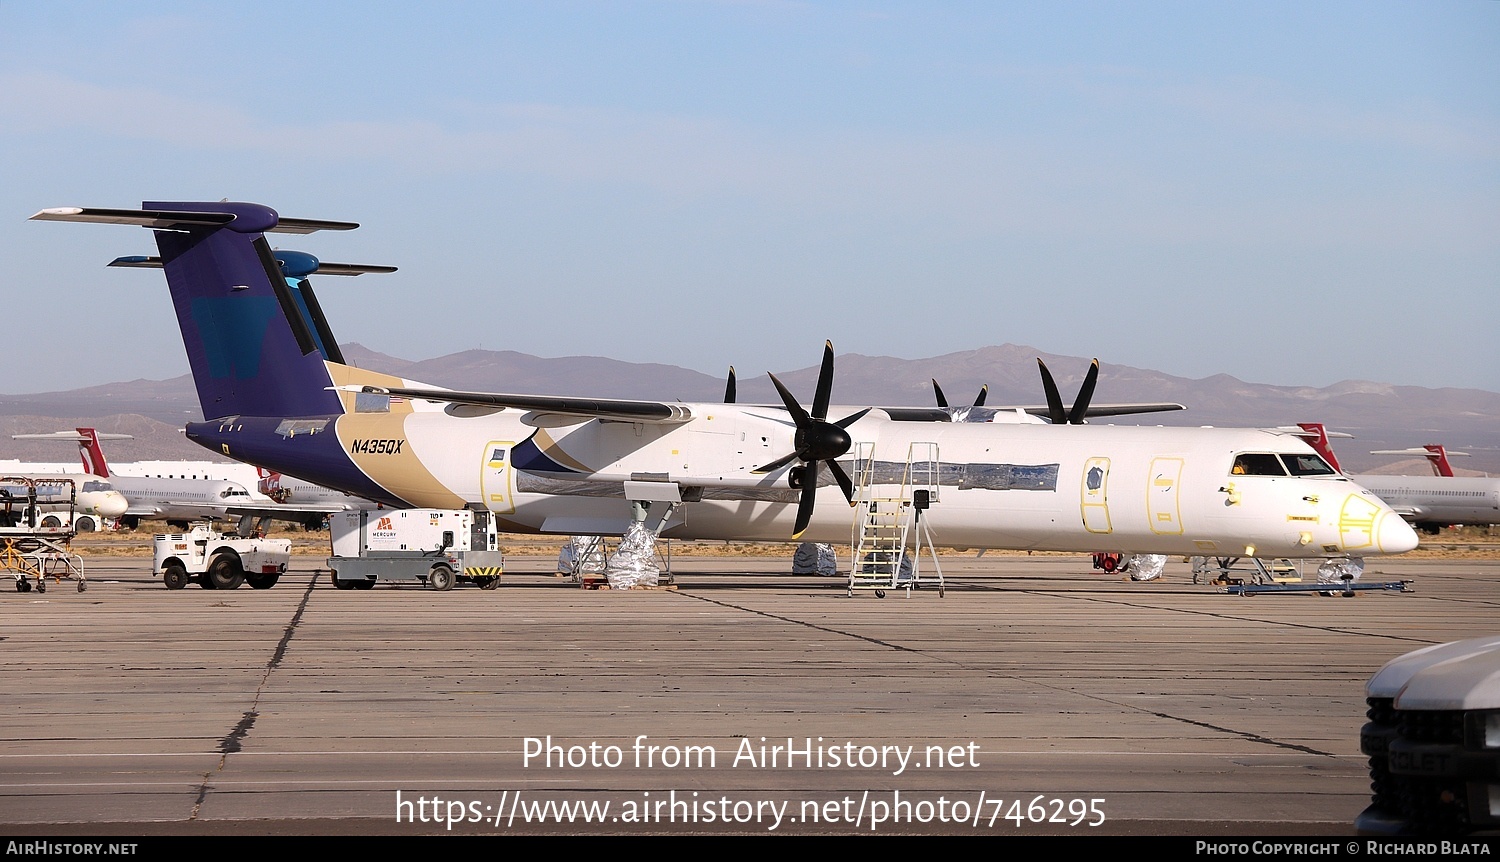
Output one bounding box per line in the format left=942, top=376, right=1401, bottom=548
left=108, top=255, right=396, bottom=276
left=32, top=206, right=357, bottom=234
left=332, top=385, right=696, bottom=425
left=1275, top=425, right=1355, bottom=439
left=12, top=431, right=132, bottom=442
left=1371, top=448, right=1469, bottom=457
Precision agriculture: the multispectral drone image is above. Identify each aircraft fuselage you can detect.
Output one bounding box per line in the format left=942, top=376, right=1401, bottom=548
left=187, top=399, right=1414, bottom=557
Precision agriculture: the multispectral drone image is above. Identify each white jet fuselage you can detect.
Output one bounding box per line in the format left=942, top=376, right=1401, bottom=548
left=1352, top=473, right=1500, bottom=530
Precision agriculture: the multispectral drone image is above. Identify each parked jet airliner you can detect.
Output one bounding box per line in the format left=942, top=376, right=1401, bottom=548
left=14, top=428, right=370, bottom=529
left=1296, top=425, right=1500, bottom=533
left=34, top=201, right=1419, bottom=559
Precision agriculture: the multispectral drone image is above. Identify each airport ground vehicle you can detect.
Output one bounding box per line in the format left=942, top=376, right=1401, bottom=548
left=3, top=477, right=87, bottom=592
left=1356, top=636, right=1500, bottom=836
left=326, top=508, right=502, bottom=591
left=34, top=509, right=107, bottom=532
left=153, top=523, right=291, bottom=590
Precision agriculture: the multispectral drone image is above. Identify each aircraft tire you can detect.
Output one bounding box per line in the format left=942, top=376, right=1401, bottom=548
left=206, top=554, right=244, bottom=590
left=162, top=562, right=189, bottom=590
left=428, top=564, right=456, bottom=592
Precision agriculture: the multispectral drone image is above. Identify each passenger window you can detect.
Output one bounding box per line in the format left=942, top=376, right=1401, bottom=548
left=1230, top=453, right=1286, bottom=476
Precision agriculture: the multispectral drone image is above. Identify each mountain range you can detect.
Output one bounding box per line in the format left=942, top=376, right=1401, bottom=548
left=1, top=343, right=1495, bottom=476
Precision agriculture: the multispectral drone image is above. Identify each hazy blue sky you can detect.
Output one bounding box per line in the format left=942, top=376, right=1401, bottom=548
left=3, top=1, right=1496, bottom=394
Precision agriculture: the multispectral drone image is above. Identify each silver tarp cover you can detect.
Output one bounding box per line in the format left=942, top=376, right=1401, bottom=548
left=557, top=536, right=607, bottom=576
left=1128, top=553, right=1167, bottom=581
left=792, top=542, right=838, bottom=576
left=605, top=522, right=659, bottom=589
left=1316, top=556, right=1365, bottom=585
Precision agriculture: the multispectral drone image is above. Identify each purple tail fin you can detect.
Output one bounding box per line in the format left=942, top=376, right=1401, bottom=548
left=144, top=201, right=348, bottom=420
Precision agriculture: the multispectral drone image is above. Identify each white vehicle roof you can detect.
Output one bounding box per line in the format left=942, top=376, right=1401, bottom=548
left=1366, top=635, right=1500, bottom=710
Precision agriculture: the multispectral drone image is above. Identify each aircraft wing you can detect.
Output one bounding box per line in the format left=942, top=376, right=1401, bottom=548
left=880, top=403, right=1185, bottom=423
left=226, top=504, right=341, bottom=522
left=1026, top=402, right=1185, bottom=419
left=334, top=385, right=695, bottom=425
left=141, top=501, right=337, bottom=524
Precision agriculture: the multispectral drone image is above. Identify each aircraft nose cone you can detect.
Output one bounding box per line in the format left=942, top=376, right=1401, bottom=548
left=1377, top=511, right=1419, bottom=555
left=83, top=491, right=130, bottom=519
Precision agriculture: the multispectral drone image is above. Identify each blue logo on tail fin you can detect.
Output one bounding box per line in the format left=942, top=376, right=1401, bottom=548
left=190, top=296, right=281, bottom=379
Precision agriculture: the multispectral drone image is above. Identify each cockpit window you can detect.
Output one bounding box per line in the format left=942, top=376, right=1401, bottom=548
left=1280, top=453, right=1337, bottom=476
left=1230, top=453, right=1287, bottom=476
left=81, top=481, right=111, bottom=492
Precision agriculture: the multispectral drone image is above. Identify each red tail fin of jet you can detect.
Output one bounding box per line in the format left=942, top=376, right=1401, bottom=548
left=1422, top=445, right=1455, bottom=478
left=1295, top=423, right=1342, bottom=473
left=76, top=428, right=111, bottom=478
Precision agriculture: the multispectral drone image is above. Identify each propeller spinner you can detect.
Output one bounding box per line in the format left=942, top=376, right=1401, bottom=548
left=753, top=342, right=869, bottom=538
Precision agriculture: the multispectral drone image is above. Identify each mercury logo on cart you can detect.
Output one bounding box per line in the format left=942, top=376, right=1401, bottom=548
left=350, top=438, right=404, bottom=454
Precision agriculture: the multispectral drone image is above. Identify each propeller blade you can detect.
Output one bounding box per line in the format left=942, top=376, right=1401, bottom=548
left=1066, top=359, right=1100, bottom=425
left=811, top=340, right=834, bottom=420
left=833, top=408, right=870, bottom=430
left=752, top=451, right=800, bottom=475
left=1037, top=359, right=1066, bottom=425
left=932, top=379, right=949, bottom=409
left=792, top=461, right=819, bottom=538
left=973, top=384, right=988, bottom=407
left=724, top=366, right=736, bottom=403
left=827, top=458, right=855, bottom=503
left=767, top=373, right=812, bottom=428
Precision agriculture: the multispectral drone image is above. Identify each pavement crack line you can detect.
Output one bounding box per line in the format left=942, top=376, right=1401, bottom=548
left=189, top=575, right=317, bottom=818
left=675, top=588, right=1340, bottom=757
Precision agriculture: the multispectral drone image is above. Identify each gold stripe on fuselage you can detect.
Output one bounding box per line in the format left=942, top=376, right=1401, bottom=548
left=335, top=413, right=465, bottom=508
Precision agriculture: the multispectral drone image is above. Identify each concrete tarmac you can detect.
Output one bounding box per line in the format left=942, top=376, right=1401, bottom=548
left=2, top=553, right=1497, bottom=836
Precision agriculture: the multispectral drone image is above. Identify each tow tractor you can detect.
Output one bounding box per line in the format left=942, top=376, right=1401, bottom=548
left=153, top=517, right=291, bottom=590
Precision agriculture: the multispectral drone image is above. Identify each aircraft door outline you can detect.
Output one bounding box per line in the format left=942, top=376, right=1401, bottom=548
left=480, top=441, right=516, bottom=515
left=1080, top=456, right=1112, bottom=534
left=1148, top=457, right=1185, bottom=535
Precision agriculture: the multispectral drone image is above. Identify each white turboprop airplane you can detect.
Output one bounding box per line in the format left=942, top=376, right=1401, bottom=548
left=33, top=201, right=1419, bottom=560
left=1294, top=425, right=1500, bottom=533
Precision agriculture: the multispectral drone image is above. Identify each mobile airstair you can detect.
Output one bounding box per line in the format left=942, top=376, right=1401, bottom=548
left=847, top=442, right=944, bottom=598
